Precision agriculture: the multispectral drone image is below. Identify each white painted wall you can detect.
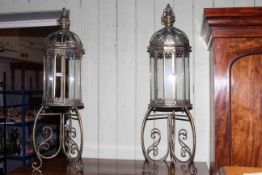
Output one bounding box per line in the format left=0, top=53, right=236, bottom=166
left=0, top=0, right=260, bottom=166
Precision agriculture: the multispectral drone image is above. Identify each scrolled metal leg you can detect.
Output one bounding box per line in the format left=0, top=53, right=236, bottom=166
left=141, top=107, right=170, bottom=162
left=181, top=162, right=197, bottom=175
left=32, top=106, right=64, bottom=170
left=184, top=107, right=196, bottom=163
left=170, top=108, right=196, bottom=164
left=32, top=106, right=84, bottom=171
left=32, top=106, right=44, bottom=170
left=63, top=106, right=83, bottom=161
left=67, top=157, right=84, bottom=174
left=141, top=107, right=152, bottom=162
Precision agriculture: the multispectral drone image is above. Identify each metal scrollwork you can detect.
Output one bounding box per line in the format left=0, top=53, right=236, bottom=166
left=178, top=129, right=192, bottom=159
left=32, top=106, right=83, bottom=171
left=64, top=124, right=80, bottom=159
left=141, top=107, right=171, bottom=162
left=141, top=107, right=196, bottom=165
left=38, top=126, right=53, bottom=152
left=147, top=128, right=161, bottom=158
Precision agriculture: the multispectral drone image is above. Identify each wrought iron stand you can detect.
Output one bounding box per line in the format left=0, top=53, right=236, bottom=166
left=141, top=106, right=196, bottom=164
left=32, top=105, right=83, bottom=171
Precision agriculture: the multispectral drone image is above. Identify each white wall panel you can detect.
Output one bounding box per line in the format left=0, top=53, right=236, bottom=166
left=235, top=0, right=255, bottom=7
left=117, top=0, right=136, bottom=159
left=214, top=0, right=234, bottom=7
left=255, top=0, right=262, bottom=6
left=98, top=0, right=117, bottom=159
left=193, top=0, right=213, bottom=164
left=81, top=0, right=99, bottom=158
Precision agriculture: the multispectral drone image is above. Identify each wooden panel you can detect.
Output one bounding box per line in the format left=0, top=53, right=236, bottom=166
left=218, top=166, right=262, bottom=175
left=212, top=38, right=231, bottom=170
left=210, top=37, right=262, bottom=171
left=231, top=55, right=262, bottom=166
left=0, top=27, right=58, bottom=37
left=201, top=7, right=262, bottom=45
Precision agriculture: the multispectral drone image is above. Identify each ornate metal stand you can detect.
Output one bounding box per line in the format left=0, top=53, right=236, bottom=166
left=32, top=105, right=83, bottom=171
left=141, top=107, right=196, bottom=164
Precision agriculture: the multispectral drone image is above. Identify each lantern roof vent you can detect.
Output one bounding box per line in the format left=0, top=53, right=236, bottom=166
left=149, top=4, right=191, bottom=52
left=44, top=8, right=84, bottom=53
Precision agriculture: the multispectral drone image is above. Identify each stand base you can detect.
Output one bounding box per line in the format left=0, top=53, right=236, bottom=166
left=32, top=105, right=83, bottom=171
left=141, top=107, right=196, bottom=164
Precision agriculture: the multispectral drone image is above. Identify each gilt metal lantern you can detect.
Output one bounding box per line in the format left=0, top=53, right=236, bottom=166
left=141, top=4, right=196, bottom=165
left=32, top=8, right=84, bottom=172
left=149, top=6, right=191, bottom=109
left=43, top=10, right=84, bottom=108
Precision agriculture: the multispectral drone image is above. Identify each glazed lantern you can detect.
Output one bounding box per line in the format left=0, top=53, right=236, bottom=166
left=43, top=8, right=84, bottom=107
left=148, top=4, right=191, bottom=108
left=32, top=8, right=85, bottom=171
left=141, top=4, right=196, bottom=164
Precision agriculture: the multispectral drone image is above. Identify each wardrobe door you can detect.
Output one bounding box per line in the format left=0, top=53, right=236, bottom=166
left=231, top=54, right=262, bottom=167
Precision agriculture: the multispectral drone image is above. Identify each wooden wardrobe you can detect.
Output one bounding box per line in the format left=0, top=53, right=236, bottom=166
left=201, top=7, right=262, bottom=172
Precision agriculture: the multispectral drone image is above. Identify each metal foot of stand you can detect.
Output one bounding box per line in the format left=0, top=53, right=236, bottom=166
left=141, top=107, right=196, bottom=164
left=32, top=105, right=83, bottom=171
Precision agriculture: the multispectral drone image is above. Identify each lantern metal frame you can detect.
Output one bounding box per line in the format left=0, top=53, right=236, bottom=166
left=141, top=4, right=196, bottom=165
left=32, top=8, right=84, bottom=172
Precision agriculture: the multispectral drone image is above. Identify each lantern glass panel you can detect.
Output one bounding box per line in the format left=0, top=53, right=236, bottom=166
left=55, top=54, right=62, bottom=99
left=74, top=56, right=81, bottom=100
left=175, top=55, right=184, bottom=102
left=164, top=52, right=173, bottom=100
left=185, top=54, right=190, bottom=101
left=150, top=55, right=155, bottom=101
left=46, top=52, right=54, bottom=102
left=156, top=52, right=164, bottom=101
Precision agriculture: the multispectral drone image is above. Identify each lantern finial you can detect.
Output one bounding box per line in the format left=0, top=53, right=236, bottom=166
left=58, top=8, right=70, bottom=30
left=161, top=4, right=175, bottom=27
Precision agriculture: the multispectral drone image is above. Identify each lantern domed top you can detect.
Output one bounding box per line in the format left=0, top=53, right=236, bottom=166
left=44, top=8, right=84, bottom=54
left=148, top=4, right=191, bottom=53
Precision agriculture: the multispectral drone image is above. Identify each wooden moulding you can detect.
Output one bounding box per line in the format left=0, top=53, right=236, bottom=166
left=201, top=7, right=262, bottom=48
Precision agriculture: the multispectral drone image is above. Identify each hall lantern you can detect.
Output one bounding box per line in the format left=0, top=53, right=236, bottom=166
left=141, top=4, right=196, bottom=165
left=32, top=8, right=84, bottom=171
left=149, top=6, right=191, bottom=108
left=43, top=9, right=84, bottom=108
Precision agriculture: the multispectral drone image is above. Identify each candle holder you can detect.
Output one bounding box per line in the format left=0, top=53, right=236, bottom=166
left=141, top=4, right=196, bottom=164
left=32, top=8, right=85, bottom=171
